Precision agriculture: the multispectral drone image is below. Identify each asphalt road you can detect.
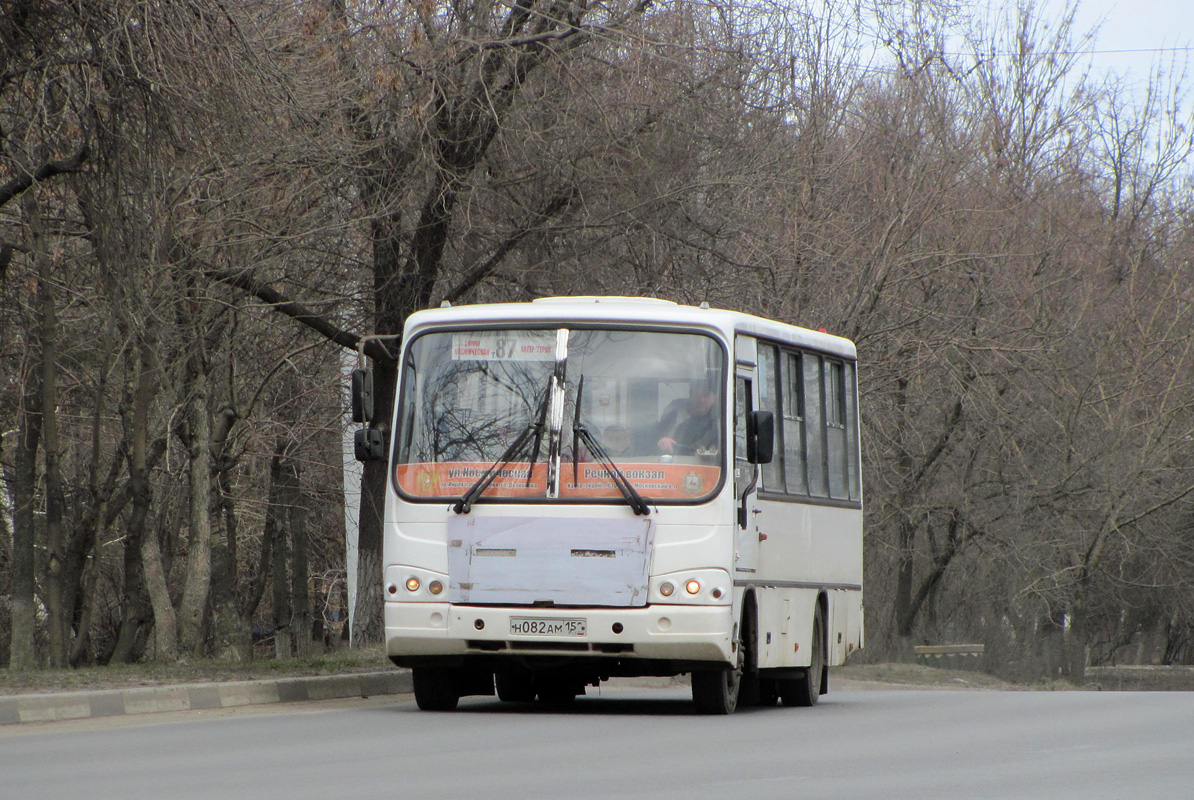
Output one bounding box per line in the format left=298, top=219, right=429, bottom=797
left=3, top=684, right=1192, bottom=799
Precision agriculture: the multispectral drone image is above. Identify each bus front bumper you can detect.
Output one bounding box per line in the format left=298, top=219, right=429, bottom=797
left=385, top=602, right=734, bottom=665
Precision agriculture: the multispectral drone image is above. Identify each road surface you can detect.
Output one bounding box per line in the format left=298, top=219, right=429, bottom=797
left=3, top=683, right=1191, bottom=799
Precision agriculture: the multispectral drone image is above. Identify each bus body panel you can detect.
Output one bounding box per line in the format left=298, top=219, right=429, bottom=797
left=384, top=505, right=738, bottom=586
left=752, top=501, right=863, bottom=587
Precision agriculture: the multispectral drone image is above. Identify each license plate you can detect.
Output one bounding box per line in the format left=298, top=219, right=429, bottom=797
left=509, top=617, right=587, bottom=636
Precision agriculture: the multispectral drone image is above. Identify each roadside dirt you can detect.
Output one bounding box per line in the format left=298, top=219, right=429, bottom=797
left=0, top=647, right=390, bottom=696
left=831, top=663, right=1019, bottom=691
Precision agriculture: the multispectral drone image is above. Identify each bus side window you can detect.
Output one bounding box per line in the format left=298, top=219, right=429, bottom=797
left=827, top=360, right=849, bottom=499
left=845, top=361, right=861, bottom=501
left=804, top=354, right=828, bottom=497
left=734, top=376, right=750, bottom=497
left=783, top=351, right=808, bottom=495
left=759, top=344, right=783, bottom=491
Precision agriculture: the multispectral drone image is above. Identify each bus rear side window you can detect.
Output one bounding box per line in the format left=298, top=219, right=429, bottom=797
left=803, top=354, right=827, bottom=497
left=826, top=360, right=848, bottom=499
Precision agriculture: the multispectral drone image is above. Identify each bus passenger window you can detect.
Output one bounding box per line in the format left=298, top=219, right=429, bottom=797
left=804, top=355, right=828, bottom=497
left=759, top=345, right=783, bottom=492
left=784, top=351, right=807, bottom=495
left=845, top=362, right=861, bottom=501
left=826, top=360, right=848, bottom=499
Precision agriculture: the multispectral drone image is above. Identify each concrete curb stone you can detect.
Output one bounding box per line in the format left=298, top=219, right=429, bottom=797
left=0, top=670, right=412, bottom=726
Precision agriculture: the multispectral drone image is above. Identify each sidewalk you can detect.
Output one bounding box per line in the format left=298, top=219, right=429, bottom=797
left=0, top=670, right=412, bottom=726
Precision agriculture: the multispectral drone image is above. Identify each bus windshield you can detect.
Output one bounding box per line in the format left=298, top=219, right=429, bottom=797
left=393, top=327, right=726, bottom=504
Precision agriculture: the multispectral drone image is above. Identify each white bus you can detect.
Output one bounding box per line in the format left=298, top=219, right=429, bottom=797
left=360, top=297, right=863, bottom=713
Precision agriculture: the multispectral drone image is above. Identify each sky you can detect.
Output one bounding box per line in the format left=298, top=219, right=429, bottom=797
left=1046, top=0, right=1193, bottom=85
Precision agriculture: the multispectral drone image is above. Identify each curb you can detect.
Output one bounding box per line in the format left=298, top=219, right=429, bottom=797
left=0, top=670, right=412, bottom=726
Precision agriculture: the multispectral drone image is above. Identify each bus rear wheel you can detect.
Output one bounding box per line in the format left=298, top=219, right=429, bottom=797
left=779, top=604, right=825, bottom=707
left=413, top=667, right=460, bottom=711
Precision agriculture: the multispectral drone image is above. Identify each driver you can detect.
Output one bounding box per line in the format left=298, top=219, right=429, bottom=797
left=656, top=382, right=719, bottom=456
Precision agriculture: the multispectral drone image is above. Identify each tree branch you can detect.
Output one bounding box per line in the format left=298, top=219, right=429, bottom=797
left=442, top=188, right=575, bottom=303
left=0, top=242, right=12, bottom=284
left=207, top=269, right=393, bottom=361
left=0, top=144, right=89, bottom=209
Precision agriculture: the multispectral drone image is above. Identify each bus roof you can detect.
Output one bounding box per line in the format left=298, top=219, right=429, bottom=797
left=403, top=297, right=857, bottom=359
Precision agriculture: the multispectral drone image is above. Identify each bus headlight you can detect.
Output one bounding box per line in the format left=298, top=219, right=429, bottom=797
left=384, top=566, right=449, bottom=601
left=650, top=570, right=731, bottom=605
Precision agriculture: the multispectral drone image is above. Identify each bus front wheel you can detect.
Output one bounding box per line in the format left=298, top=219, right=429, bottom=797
left=496, top=668, right=536, bottom=703
left=692, top=623, right=745, bottom=714
left=691, top=667, right=741, bottom=714
left=535, top=675, right=581, bottom=704
left=413, top=666, right=460, bottom=711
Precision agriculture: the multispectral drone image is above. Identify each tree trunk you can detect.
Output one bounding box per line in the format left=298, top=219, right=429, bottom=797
left=210, top=529, right=249, bottom=660
left=1062, top=599, right=1088, bottom=682
left=209, top=406, right=250, bottom=660
left=68, top=319, right=119, bottom=667
left=24, top=192, right=67, bottom=667
left=351, top=217, right=407, bottom=645
left=353, top=460, right=387, bottom=646
left=130, top=337, right=177, bottom=661
left=109, top=520, right=149, bottom=664
left=141, top=528, right=177, bottom=662
left=111, top=340, right=153, bottom=664
left=177, top=355, right=213, bottom=657
left=272, top=441, right=297, bottom=659
left=289, top=457, right=312, bottom=658
left=68, top=533, right=103, bottom=667
left=241, top=449, right=283, bottom=622
left=891, top=372, right=917, bottom=652
left=894, top=517, right=917, bottom=640
left=8, top=359, right=42, bottom=669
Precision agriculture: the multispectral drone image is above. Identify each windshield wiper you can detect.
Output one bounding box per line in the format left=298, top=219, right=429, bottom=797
left=453, top=385, right=550, bottom=514
left=572, top=375, right=651, bottom=516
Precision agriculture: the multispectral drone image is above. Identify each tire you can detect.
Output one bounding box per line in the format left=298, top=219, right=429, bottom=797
left=780, top=603, right=825, bottom=707
left=692, top=614, right=746, bottom=714
left=413, top=667, right=460, bottom=711
left=691, top=667, right=741, bottom=715
left=495, top=669, right=536, bottom=703
left=756, top=677, right=779, bottom=707
left=739, top=605, right=775, bottom=707
left=535, top=676, right=580, bottom=705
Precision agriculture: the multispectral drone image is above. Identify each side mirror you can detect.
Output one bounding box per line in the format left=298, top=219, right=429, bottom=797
left=351, top=368, right=373, bottom=423
left=746, top=410, right=774, bottom=465
left=354, top=427, right=385, bottom=461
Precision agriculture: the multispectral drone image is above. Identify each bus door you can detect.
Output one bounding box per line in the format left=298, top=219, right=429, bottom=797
left=734, top=339, right=761, bottom=576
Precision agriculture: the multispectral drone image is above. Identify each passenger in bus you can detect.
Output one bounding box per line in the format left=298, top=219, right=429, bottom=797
left=656, top=383, right=719, bottom=456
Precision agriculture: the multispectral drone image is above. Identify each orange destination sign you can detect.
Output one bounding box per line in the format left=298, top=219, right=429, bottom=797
left=396, top=461, right=720, bottom=500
